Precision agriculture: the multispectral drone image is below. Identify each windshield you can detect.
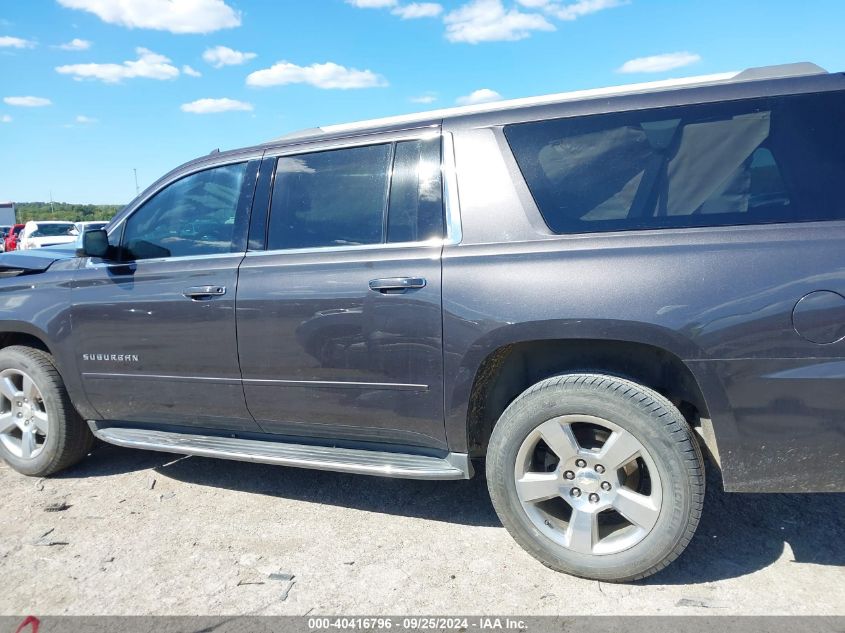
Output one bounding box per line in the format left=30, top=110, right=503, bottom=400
left=31, top=224, right=77, bottom=238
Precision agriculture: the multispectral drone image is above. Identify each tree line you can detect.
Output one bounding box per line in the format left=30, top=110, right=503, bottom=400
left=13, top=202, right=124, bottom=224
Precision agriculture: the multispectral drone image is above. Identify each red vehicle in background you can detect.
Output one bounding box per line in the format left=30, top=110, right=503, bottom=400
left=4, top=224, right=26, bottom=251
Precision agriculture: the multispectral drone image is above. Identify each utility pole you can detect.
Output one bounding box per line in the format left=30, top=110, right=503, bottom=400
left=133, top=168, right=140, bottom=196
left=49, top=191, right=55, bottom=217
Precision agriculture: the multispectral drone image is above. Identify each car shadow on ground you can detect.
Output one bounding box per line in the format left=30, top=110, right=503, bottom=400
left=59, top=444, right=844, bottom=584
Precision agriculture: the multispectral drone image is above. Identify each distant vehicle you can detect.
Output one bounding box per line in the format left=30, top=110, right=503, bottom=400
left=18, top=221, right=78, bottom=250
left=0, top=226, right=10, bottom=252
left=0, top=202, right=15, bottom=228
left=4, top=224, right=25, bottom=251
left=74, top=221, right=109, bottom=234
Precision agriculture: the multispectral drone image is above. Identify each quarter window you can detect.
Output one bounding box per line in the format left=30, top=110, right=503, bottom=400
left=504, top=91, right=845, bottom=233
left=122, top=162, right=248, bottom=260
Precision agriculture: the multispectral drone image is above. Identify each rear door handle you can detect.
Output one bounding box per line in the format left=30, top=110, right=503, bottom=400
left=183, top=285, right=226, bottom=300
left=368, top=277, right=427, bottom=293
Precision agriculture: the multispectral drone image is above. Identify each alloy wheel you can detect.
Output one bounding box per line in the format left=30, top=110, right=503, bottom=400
left=0, top=368, right=49, bottom=460
left=514, top=414, right=663, bottom=556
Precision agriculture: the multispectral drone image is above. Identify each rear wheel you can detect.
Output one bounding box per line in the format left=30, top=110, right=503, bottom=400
left=486, top=373, right=704, bottom=581
left=0, top=345, right=93, bottom=476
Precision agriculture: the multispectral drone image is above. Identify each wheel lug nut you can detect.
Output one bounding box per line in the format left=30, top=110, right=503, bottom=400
left=570, top=488, right=582, bottom=498
left=563, top=470, right=575, bottom=480
left=17, top=412, right=23, bottom=418
left=601, top=481, right=611, bottom=491
left=589, top=493, right=600, bottom=503
left=575, top=458, right=586, bottom=468
left=595, top=464, right=605, bottom=474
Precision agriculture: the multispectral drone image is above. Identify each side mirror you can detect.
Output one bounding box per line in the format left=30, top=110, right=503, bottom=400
left=76, top=228, right=110, bottom=259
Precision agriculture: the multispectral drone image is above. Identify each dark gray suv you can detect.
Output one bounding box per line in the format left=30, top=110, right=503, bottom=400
left=1, top=62, right=843, bottom=582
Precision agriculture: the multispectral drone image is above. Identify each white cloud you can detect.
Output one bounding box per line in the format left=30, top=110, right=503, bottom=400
left=182, top=64, right=202, bottom=77
left=75, top=115, right=97, bottom=123
left=55, top=47, right=180, bottom=83
left=202, top=45, right=257, bottom=68
left=1, top=115, right=12, bottom=123
left=247, top=61, right=388, bottom=89
left=0, top=36, right=35, bottom=49
left=517, top=0, right=625, bottom=20
left=181, top=98, right=254, bottom=114
left=551, top=0, right=625, bottom=20
left=392, top=3, right=443, bottom=18
left=3, top=96, right=52, bottom=107
left=617, top=51, right=702, bottom=74
left=346, top=0, right=397, bottom=7
left=410, top=93, right=437, bottom=104
left=58, top=38, right=91, bottom=50
left=56, top=0, right=240, bottom=34
left=444, top=0, right=554, bottom=43
left=456, top=88, right=502, bottom=105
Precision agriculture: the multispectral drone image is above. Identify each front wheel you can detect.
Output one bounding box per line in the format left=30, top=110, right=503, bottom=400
left=0, top=345, right=93, bottom=476
left=486, top=373, right=704, bottom=582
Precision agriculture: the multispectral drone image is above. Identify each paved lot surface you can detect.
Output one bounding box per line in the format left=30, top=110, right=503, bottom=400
left=1, top=444, right=843, bottom=616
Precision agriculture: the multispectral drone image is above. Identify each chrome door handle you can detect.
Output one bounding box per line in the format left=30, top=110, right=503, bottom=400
left=183, top=285, right=226, bottom=300
left=368, top=277, right=427, bottom=293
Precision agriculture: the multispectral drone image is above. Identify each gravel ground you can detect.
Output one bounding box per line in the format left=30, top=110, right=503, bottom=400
left=0, top=444, right=843, bottom=616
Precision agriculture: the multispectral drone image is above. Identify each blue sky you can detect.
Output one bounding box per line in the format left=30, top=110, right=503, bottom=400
left=1, top=0, right=843, bottom=204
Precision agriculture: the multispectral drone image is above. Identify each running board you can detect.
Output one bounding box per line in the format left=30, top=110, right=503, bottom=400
left=88, top=423, right=473, bottom=480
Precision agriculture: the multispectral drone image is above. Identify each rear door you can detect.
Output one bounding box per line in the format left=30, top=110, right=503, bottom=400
left=236, top=129, right=449, bottom=449
left=71, top=158, right=263, bottom=432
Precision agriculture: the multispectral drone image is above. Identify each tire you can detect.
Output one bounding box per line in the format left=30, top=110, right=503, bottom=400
left=0, top=345, right=93, bottom=476
left=486, top=373, right=704, bottom=582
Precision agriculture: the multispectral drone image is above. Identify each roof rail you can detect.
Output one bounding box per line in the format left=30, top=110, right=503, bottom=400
left=270, top=62, right=830, bottom=142
left=733, top=62, right=827, bottom=81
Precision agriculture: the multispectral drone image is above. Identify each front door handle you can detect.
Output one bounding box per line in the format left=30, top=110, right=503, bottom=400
left=368, top=277, right=427, bottom=293
left=183, top=285, right=226, bottom=300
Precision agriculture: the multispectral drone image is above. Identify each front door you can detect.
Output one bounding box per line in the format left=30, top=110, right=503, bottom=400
left=236, top=133, right=448, bottom=449
left=71, top=159, right=262, bottom=432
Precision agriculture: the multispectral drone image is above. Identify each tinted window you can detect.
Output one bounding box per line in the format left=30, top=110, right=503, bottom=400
left=505, top=91, right=845, bottom=233
left=387, top=138, right=444, bottom=243
left=32, top=224, right=76, bottom=237
left=122, top=162, right=247, bottom=260
left=267, top=144, right=392, bottom=250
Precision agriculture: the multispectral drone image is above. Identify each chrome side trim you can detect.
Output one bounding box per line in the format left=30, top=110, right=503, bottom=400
left=84, top=252, right=246, bottom=269
left=241, top=238, right=444, bottom=258
left=442, top=132, right=463, bottom=246
left=82, top=373, right=428, bottom=391
left=243, top=378, right=429, bottom=391
left=89, top=423, right=473, bottom=480
left=82, top=373, right=241, bottom=385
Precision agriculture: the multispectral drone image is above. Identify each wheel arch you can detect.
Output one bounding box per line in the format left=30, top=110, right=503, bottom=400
left=0, top=323, right=56, bottom=356
left=0, top=322, right=98, bottom=421
left=445, top=324, right=725, bottom=472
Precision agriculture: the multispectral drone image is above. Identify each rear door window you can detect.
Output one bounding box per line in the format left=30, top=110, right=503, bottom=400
left=267, top=144, right=392, bottom=250
left=504, top=90, right=845, bottom=233
left=265, top=137, right=444, bottom=250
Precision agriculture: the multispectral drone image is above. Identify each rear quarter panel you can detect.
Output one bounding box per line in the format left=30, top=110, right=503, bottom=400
left=443, top=124, right=845, bottom=492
